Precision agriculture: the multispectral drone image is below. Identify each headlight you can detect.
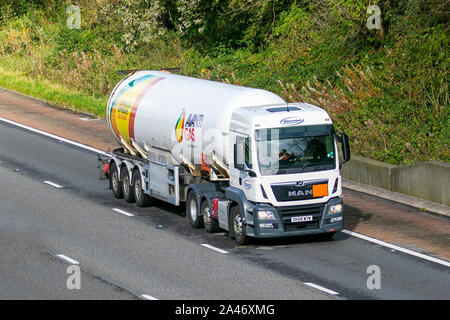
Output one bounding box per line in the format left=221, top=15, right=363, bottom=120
left=257, top=210, right=275, bottom=220
left=329, top=204, right=343, bottom=214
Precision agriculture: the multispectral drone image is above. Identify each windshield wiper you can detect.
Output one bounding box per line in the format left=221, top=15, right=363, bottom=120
left=298, top=162, right=332, bottom=173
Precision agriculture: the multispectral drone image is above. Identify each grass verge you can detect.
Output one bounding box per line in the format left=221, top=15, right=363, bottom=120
left=0, top=66, right=106, bottom=117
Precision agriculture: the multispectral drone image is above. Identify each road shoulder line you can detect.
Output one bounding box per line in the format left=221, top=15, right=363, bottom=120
left=342, top=229, right=450, bottom=267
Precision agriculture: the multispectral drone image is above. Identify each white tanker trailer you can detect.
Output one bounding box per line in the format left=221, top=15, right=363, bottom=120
left=102, top=70, right=350, bottom=244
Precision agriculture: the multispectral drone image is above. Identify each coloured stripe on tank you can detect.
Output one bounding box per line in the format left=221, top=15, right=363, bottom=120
left=110, top=74, right=164, bottom=144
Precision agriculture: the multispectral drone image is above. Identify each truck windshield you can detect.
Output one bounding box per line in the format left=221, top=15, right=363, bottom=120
left=255, top=125, right=336, bottom=175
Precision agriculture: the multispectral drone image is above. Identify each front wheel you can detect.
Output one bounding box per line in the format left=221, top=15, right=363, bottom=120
left=186, top=191, right=204, bottom=229
left=202, top=200, right=219, bottom=233
left=230, top=205, right=248, bottom=245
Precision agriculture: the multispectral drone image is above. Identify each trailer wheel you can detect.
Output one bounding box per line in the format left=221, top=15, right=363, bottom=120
left=121, top=167, right=135, bottom=203
left=230, top=205, right=248, bottom=245
left=186, top=191, right=204, bottom=229
left=110, top=162, right=123, bottom=199
left=201, top=200, right=219, bottom=233
left=132, top=169, right=151, bottom=207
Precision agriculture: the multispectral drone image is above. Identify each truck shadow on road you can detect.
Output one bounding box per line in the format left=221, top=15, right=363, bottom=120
left=119, top=197, right=374, bottom=248
left=343, top=204, right=372, bottom=232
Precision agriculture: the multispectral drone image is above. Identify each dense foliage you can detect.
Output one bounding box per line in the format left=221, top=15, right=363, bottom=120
left=0, top=0, right=448, bottom=165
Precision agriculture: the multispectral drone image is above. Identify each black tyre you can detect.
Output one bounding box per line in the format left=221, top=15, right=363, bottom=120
left=230, top=205, right=248, bottom=245
left=110, top=162, right=123, bottom=199
left=201, top=200, right=220, bottom=233
left=186, top=191, right=204, bottom=229
left=121, top=166, right=135, bottom=203
left=132, top=169, right=151, bottom=207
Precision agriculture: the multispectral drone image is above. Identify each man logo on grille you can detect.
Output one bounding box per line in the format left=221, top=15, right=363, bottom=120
left=288, top=189, right=312, bottom=197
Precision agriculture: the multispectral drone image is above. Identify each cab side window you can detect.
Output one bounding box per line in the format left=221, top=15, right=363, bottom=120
left=234, top=136, right=251, bottom=170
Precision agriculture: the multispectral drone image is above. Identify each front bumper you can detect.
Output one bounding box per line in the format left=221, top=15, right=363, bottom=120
left=247, top=197, right=344, bottom=238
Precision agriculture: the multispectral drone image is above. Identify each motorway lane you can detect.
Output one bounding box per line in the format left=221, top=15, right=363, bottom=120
left=0, top=166, right=332, bottom=300
left=0, top=223, right=136, bottom=300
left=0, top=120, right=449, bottom=300
left=0, top=121, right=331, bottom=300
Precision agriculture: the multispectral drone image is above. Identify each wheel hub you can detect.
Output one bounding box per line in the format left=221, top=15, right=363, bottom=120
left=189, top=198, right=197, bottom=221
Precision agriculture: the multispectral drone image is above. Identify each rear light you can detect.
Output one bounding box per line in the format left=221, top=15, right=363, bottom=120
left=103, top=163, right=110, bottom=174
left=210, top=198, right=220, bottom=218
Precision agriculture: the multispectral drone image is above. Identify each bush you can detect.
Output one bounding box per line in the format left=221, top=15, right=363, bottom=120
left=0, top=0, right=447, bottom=164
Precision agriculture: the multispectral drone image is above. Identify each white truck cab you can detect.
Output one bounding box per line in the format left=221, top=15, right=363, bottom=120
left=221, top=103, right=350, bottom=243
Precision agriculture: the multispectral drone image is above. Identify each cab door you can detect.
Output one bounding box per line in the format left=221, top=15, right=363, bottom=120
left=229, top=132, right=255, bottom=197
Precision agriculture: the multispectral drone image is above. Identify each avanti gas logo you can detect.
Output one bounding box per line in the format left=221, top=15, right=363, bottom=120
left=175, top=110, right=185, bottom=142
left=175, top=110, right=204, bottom=143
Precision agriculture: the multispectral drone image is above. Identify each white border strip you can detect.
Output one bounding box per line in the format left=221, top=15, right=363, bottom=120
left=0, top=116, right=107, bottom=155
left=43, top=180, right=63, bottom=189
left=113, top=208, right=134, bottom=217
left=304, top=282, right=339, bottom=295
left=201, top=244, right=229, bottom=254
left=56, top=254, right=79, bottom=265
left=343, top=229, right=450, bottom=267
left=141, top=294, right=158, bottom=300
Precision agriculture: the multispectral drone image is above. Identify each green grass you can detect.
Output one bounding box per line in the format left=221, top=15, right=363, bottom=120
left=0, top=66, right=107, bottom=116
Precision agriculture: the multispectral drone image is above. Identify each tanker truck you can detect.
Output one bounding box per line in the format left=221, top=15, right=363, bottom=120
left=102, top=70, right=350, bottom=244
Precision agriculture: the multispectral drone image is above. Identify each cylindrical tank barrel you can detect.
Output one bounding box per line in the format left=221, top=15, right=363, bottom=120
left=106, top=71, right=285, bottom=166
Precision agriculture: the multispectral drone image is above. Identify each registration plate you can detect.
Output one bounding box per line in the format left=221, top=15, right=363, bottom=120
left=291, top=215, right=313, bottom=223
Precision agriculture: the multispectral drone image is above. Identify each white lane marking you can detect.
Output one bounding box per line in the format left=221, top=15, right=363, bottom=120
left=56, top=254, right=79, bottom=265
left=342, top=229, right=450, bottom=268
left=141, top=294, right=158, bottom=300
left=43, top=180, right=63, bottom=189
left=112, top=208, right=134, bottom=217
left=304, top=282, right=339, bottom=295
left=0, top=116, right=107, bottom=155
left=201, top=244, right=229, bottom=254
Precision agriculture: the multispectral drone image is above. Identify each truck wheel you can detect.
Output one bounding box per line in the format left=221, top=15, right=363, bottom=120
left=201, top=200, right=219, bottom=233
left=132, top=169, right=151, bottom=207
left=121, top=167, right=135, bottom=203
left=110, top=162, right=123, bottom=199
left=186, top=191, right=204, bottom=229
left=230, top=205, right=248, bottom=245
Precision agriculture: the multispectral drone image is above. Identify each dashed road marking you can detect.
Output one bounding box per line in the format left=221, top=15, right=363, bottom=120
left=43, top=180, right=63, bottom=189
left=112, top=208, right=134, bottom=217
left=56, top=254, right=79, bottom=265
left=201, top=244, right=229, bottom=254
left=304, top=282, right=339, bottom=295
left=141, top=294, right=158, bottom=300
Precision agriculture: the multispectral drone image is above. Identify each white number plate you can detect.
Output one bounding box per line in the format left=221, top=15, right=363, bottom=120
left=291, top=215, right=313, bottom=223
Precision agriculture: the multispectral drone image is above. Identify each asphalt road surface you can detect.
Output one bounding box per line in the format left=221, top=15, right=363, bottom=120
left=0, top=119, right=449, bottom=300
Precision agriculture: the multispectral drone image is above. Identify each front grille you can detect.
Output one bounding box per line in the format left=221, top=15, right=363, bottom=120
left=271, top=179, right=328, bottom=202
left=277, top=204, right=324, bottom=231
